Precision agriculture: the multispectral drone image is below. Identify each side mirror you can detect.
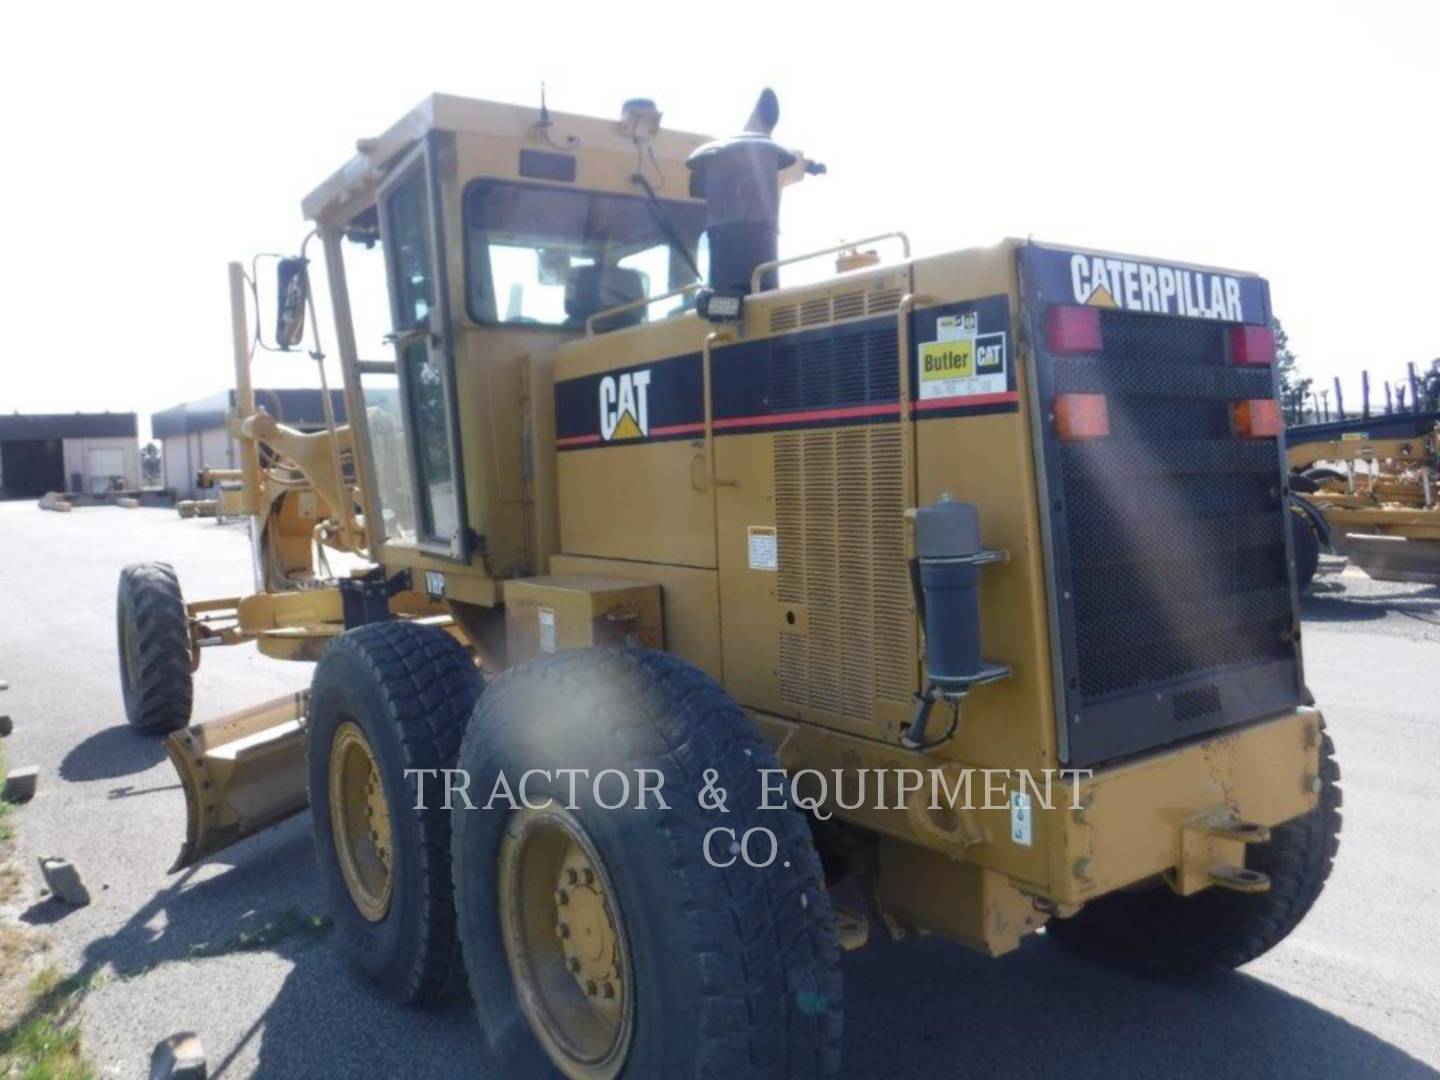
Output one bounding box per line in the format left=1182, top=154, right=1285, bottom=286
left=275, top=257, right=309, bottom=350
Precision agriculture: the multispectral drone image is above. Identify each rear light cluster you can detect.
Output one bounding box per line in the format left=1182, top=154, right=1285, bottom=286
left=1053, top=394, right=1110, bottom=440
left=1048, top=306, right=1102, bottom=355
left=1047, top=305, right=1282, bottom=441
left=1232, top=398, right=1281, bottom=438
left=1230, top=325, right=1276, bottom=366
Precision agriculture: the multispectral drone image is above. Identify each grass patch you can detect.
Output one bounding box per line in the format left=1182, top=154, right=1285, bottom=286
left=0, top=973, right=94, bottom=1080
left=0, top=734, right=12, bottom=841
left=0, top=967, right=94, bottom=1080
left=0, top=745, right=96, bottom=1079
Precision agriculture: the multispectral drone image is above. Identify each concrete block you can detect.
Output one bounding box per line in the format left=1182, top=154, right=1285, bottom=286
left=150, top=1032, right=206, bottom=1080
left=3, top=765, right=38, bottom=803
left=37, top=857, right=91, bottom=906
left=117, top=497, right=140, bottom=509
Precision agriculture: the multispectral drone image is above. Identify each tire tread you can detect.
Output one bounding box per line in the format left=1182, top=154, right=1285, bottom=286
left=1049, top=726, right=1342, bottom=979
left=456, top=648, right=842, bottom=1077
left=117, top=561, right=193, bottom=733
left=310, top=621, right=479, bottom=1003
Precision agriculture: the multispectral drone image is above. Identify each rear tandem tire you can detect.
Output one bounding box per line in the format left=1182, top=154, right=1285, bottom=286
left=451, top=648, right=843, bottom=1078
left=1288, top=505, right=1322, bottom=591
left=1047, top=727, right=1341, bottom=979
left=307, top=621, right=481, bottom=1004
left=116, top=561, right=194, bottom=734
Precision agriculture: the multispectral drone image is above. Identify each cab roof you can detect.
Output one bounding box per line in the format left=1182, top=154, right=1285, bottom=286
left=301, top=93, right=714, bottom=225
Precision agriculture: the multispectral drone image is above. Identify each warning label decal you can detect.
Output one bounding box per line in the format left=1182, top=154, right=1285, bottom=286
left=747, top=526, right=778, bottom=571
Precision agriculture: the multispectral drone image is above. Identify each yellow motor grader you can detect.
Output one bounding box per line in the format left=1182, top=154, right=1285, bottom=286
left=1286, top=409, right=1440, bottom=585
left=116, top=90, right=1340, bottom=1077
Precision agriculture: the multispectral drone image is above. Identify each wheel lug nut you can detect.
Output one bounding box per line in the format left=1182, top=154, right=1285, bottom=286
left=585, top=980, right=598, bottom=997
left=568, top=957, right=582, bottom=974
left=556, top=922, right=571, bottom=939
left=555, top=889, right=569, bottom=906
left=582, top=868, right=595, bottom=886
left=602, top=981, right=616, bottom=1000
left=565, top=868, right=579, bottom=886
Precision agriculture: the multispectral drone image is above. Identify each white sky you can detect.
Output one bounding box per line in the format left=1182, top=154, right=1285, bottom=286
left=1, top=0, right=1435, bottom=437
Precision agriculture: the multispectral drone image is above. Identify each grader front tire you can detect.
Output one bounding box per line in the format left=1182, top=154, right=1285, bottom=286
left=451, top=649, right=843, bottom=1079
left=116, top=561, right=194, bottom=734
left=1048, top=728, right=1341, bottom=979
left=307, top=621, right=480, bottom=1004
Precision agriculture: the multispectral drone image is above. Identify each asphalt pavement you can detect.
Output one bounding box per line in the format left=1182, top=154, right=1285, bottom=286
left=0, top=502, right=1436, bottom=1078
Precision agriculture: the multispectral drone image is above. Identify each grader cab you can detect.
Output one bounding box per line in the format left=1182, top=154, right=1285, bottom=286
left=116, top=90, right=1340, bottom=1077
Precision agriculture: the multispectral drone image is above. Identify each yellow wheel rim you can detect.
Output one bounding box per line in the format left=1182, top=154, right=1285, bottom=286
left=499, top=804, right=633, bottom=1080
left=328, top=721, right=393, bottom=922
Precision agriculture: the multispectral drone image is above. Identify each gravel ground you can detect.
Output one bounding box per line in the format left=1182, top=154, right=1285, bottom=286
left=0, top=502, right=1436, bottom=1078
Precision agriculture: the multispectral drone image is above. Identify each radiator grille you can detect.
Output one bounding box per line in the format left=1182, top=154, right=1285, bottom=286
left=800, top=297, right=831, bottom=327
left=766, top=287, right=904, bottom=334
left=769, top=306, right=798, bottom=333
left=867, top=288, right=904, bottom=314
left=775, top=427, right=913, bottom=720
left=715, top=322, right=900, bottom=423
left=1050, top=311, right=1293, bottom=701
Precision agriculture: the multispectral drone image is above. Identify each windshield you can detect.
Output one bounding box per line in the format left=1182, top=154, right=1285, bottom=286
left=463, top=180, right=707, bottom=328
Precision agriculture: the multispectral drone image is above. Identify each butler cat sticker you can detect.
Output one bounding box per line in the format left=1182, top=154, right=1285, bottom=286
left=918, top=309, right=1007, bottom=402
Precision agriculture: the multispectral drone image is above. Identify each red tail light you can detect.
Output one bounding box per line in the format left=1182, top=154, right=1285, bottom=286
left=1232, top=398, right=1281, bottom=438
left=1049, top=306, right=1102, bottom=355
left=1230, top=325, right=1276, bottom=365
left=1054, top=394, right=1110, bottom=440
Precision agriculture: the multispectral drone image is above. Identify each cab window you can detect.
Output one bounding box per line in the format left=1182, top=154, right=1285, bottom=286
left=340, top=210, right=419, bottom=545
left=464, top=181, right=706, bottom=328
left=383, top=164, right=460, bottom=548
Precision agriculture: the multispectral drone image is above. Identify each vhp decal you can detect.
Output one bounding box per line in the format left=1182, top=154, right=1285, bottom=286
left=599, top=369, right=651, bottom=441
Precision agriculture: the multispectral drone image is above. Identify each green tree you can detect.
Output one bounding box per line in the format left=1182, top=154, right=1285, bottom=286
left=1272, top=318, right=1311, bottom=423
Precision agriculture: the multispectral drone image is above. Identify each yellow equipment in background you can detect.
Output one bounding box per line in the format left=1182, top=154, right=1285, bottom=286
left=1287, top=416, right=1440, bottom=584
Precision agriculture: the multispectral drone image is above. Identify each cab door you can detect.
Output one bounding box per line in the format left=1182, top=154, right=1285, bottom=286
left=377, top=137, right=468, bottom=559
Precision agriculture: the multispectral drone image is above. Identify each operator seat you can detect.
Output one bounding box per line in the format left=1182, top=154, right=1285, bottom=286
left=565, top=266, right=648, bottom=332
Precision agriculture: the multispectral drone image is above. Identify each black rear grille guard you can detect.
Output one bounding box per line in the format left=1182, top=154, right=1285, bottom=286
left=1017, top=250, right=1304, bottom=768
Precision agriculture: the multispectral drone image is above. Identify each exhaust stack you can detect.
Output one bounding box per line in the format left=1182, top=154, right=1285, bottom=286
left=686, top=88, right=795, bottom=294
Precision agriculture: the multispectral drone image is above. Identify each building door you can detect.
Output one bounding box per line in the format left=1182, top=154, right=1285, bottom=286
left=87, top=447, right=126, bottom=493
left=0, top=439, right=64, bottom=497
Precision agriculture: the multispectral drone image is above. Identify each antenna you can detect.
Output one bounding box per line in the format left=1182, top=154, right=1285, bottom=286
left=536, top=82, right=579, bottom=150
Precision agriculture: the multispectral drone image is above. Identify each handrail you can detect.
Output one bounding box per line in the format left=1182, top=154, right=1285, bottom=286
left=585, top=282, right=702, bottom=337
left=896, top=293, right=931, bottom=519
left=750, top=232, right=912, bottom=295
left=702, top=331, right=739, bottom=489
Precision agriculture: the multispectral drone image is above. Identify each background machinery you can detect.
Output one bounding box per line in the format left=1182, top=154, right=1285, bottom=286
left=1286, top=403, right=1440, bottom=587
left=115, top=90, right=1341, bottom=1077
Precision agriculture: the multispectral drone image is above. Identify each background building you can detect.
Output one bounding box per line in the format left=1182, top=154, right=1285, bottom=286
left=152, top=389, right=346, bottom=499
left=0, top=412, right=139, bottom=497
